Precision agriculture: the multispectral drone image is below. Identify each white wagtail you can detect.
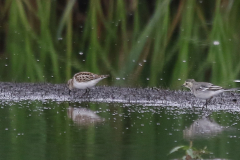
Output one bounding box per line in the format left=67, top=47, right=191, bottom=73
left=182, top=79, right=239, bottom=107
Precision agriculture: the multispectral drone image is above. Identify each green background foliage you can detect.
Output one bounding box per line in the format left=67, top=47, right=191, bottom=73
left=1, top=0, right=240, bottom=88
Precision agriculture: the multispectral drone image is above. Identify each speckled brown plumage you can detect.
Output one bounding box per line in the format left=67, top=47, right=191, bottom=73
left=74, top=72, right=109, bottom=82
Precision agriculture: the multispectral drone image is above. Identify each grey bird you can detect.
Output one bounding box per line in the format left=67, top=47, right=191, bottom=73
left=182, top=79, right=239, bottom=108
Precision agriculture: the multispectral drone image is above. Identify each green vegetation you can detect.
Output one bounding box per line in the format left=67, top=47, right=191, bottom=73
left=169, top=144, right=211, bottom=160
left=1, top=0, right=240, bottom=88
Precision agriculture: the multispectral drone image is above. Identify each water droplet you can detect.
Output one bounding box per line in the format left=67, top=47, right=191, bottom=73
left=213, top=41, right=220, bottom=45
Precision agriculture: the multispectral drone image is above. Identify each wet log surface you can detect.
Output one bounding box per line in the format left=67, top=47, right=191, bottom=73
left=0, top=82, right=239, bottom=111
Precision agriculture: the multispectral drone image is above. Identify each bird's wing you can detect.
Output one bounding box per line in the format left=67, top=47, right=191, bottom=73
left=74, top=72, right=100, bottom=82
left=207, top=84, right=224, bottom=91
left=195, top=82, right=223, bottom=92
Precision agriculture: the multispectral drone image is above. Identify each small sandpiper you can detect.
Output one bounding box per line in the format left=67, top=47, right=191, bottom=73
left=67, top=72, right=109, bottom=95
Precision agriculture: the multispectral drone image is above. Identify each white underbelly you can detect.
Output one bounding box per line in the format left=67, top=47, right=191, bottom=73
left=194, top=90, right=224, bottom=99
left=73, top=78, right=102, bottom=89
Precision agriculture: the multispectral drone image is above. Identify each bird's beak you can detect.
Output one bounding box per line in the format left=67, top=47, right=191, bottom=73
left=182, top=83, right=186, bottom=87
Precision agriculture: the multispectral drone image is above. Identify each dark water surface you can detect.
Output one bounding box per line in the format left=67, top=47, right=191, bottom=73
left=0, top=100, right=240, bottom=160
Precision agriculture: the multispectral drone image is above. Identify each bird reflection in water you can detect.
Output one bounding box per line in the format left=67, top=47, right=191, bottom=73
left=67, top=106, right=104, bottom=126
left=183, top=116, right=224, bottom=140
left=170, top=115, right=231, bottom=159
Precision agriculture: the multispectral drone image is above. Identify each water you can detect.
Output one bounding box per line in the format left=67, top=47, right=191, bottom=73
left=1, top=100, right=240, bottom=159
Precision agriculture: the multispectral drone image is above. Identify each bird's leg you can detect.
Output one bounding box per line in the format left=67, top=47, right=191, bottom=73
left=86, top=88, right=90, bottom=97
left=205, top=100, right=208, bottom=109
left=202, top=100, right=207, bottom=110
left=202, top=97, right=213, bottom=110
left=82, top=88, right=90, bottom=97
left=69, top=89, right=74, bottom=100
left=202, top=99, right=208, bottom=110
left=81, top=89, right=87, bottom=97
